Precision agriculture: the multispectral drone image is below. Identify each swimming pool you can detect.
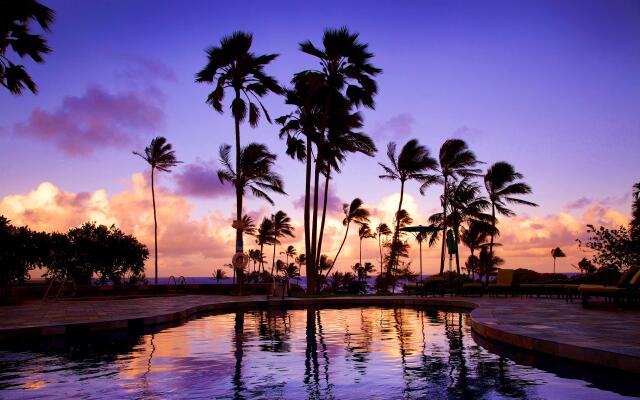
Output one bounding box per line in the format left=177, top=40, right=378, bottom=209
left=0, top=307, right=637, bottom=399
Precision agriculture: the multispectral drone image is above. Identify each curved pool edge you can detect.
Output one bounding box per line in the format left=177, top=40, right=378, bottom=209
left=1, top=295, right=638, bottom=375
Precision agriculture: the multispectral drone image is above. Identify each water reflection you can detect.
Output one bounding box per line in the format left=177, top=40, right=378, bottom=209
left=0, top=307, right=636, bottom=399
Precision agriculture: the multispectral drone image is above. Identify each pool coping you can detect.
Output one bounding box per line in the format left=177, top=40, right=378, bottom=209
left=1, top=295, right=638, bottom=374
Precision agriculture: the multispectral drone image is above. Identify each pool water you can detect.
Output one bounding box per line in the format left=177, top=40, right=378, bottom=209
left=0, top=307, right=637, bottom=399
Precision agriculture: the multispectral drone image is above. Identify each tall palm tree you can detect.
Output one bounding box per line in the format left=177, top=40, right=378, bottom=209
left=375, top=223, right=392, bottom=272
left=379, top=139, right=438, bottom=275
left=484, top=161, right=537, bottom=258
left=133, top=136, right=181, bottom=285
left=436, top=139, right=482, bottom=274
left=196, top=31, right=282, bottom=290
left=1, top=0, right=54, bottom=95
left=271, top=211, right=295, bottom=276
left=324, top=198, right=370, bottom=279
left=551, top=247, right=566, bottom=274
left=358, top=223, right=375, bottom=268
left=631, top=182, right=640, bottom=241
left=279, top=27, right=381, bottom=295
left=255, top=217, right=274, bottom=274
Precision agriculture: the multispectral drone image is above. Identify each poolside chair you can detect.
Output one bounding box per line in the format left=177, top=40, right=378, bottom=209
left=487, top=269, right=515, bottom=297
left=579, top=266, right=640, bottom=307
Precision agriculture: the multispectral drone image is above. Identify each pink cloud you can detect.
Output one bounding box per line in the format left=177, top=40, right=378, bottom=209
left=174, top=159, right=234, bottom=198
left=372, top=113, right=414, bottom=139
left=14, top=85, right=164, bottom=156
left=292, top=184, right=343, bottom=216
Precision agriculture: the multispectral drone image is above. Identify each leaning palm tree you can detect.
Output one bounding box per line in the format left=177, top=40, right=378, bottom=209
left=218, top=142, right=285, bottom=286
left=271, top=211, right=295, bottom=276
left=196, top=31, right=282, bottom=289
left=357, top=223, right=375, bottom=268
left=1, top=0, right=54, bottom=95
left=551, top=247, right=566, bottom=274
left=375, top=223, right=392, bottom=272
left=379, top=139, right=438, bottom=275
left=255, top=217, right=274, bottom=274
left=436, top=139, right=482, bottom=274
left=133, top=136, right=181, bottom=285
left=324, top=198, right=370, bottom=279
left=484, top=161, right=537, bottom=257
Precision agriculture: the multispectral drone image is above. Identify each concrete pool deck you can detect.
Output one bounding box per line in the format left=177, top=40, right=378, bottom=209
left=0, top=295, right=638, bottom=374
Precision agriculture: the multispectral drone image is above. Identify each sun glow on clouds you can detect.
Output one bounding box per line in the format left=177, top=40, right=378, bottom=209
left=0, top=178, right=632, bottom=276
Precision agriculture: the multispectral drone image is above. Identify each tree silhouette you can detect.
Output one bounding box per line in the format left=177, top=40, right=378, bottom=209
left=550, top=247, right=566, bottom=274
left=324, top=198, right=370, bottom=280
left=133, top=136, right=181, bottom=285
left=270, top=211, right=295, bottom=276
left=375, top=223, right=392, bottom=272
left=358, top=223, right=375, bottom=269
left=631, top=181, right=640, bottom=241
left=255, top=217, right=274, bottom=274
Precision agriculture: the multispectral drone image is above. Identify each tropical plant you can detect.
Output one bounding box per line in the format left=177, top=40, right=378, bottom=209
left=379, top=139, right=438, bottom=276
left=278, top=27, right=381, bottom=295
left=133, top=136, right=181, bottom=285
left=281, top=245, right=297, bottom=268
left=631, top=181, right=640, bottom=241
left=362, top=261, right=376, bottom=282
left=1, top=0, right=54, bottom=95
left=196, top=31, right=282, bottom=291
left=484, top=161, right=537, bottom=258
left=573, top=257, right=597, bottom=275
left=270, top=211, right=295, bottom=276
left=478, top=246, right=504, bottom=283
left=550, top=247, right=566, bottom=274
left=214, top=268, right=227, bottom=282
left=436, top=139, right=482, bottom=274
left=255, top=217, right=274, bottom=273
left=241, top=214, right=256, bottom=237
left=357, top=223, right=375, bottom=268
left=577, top=225, right=640, bottom=272
left=460, top=220, right=497, bottom=278
left=375, top=222, right=392, bottom=271
left=323, top=198, right=370, bottom=280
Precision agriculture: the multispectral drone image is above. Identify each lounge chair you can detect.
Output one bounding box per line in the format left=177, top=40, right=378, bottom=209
left=487, top=269, right=515, bottom=297
left=579, top=266, right=640, bottom=307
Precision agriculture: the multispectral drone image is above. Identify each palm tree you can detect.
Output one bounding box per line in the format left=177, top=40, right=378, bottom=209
left=631, top=182, right=640, bottom=241
left=484, top=161, right=537, bottom=258
left=241, top=214, right=256, bottom=237
left=324, top=198, right=370, bottom=280
left=218, top=142, right=285, bottom=285
left=362, top=262, right=376, bottom=282
left=214, top=268, right=227, bottom=283
left=278, top=27, right=381, bottom=295
left=379, top=139, right=438, bottom=275
left=196, top=31, right=282, bottom=290
left=248, top=249, right=261, bottom=273
left=271, top=211, right=295, bottom=276
left=436, top=139, right=482, bottom=275
left=133, top=136, right=181, bottom=285
left=375, top=223, right=391, bottom=272
left=358, top=223, right=375, bottom=268
left=1, top=0, right=54, bottom=95
left=460, top=220, right=497, bottom=279
left=255, top=217, right=274, bottom=274
left=281, top=245, right=297, bottom=269
left=478, top=247, right=504, bottom=283
left=551, top=247, right=566, bottom=274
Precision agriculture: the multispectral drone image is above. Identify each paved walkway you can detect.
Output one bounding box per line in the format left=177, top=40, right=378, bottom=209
left=0, top=295, right=638, bottom=373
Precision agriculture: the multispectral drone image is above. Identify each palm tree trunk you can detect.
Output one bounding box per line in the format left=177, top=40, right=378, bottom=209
left=233, top=88, right=244, bottom=295
left=453, top=224, right=461, bottom=289
left=359, top=237, right=363, bottom=268
left=259, top=243, right=264, bottom=274
left=378, top=232, right=383, bottom=272
left=151, top=167, right=158, bottom=285
left=323, top=222, right=351, bottom=281
left=389, top=180, right=405, bottom=277
left=315, top=171, right=330, bottom=268
left=272, top=240, right=277, bottom=276
left=439, top=175, right=448, bottom=275
left=310, top=157, right=321, bottom=277
left=304, top=138, right=316, bottom=294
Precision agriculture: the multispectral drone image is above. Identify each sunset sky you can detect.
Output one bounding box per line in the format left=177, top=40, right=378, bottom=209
left=1, top=0, right=639, bottom=277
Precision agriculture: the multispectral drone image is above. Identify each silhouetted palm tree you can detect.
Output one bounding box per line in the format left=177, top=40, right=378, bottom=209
left=484, top=161, right=537, bottom=257
left=133, top=136, right=181, bottom=285
left=460, top=220, right=497, bottom=279
left=631, top=182, right=640, bottom=241
left=379, top=139, right=438, bottom=275
left=436, top=139, right=482, bottom=274
left=479, top=246, right=504, bottom=283
left=271, top=211, right=295, bottom=276
left=281, top=245, right=297, bottom=269
left=358, top=223, right=375, bottom=268
left=362, top=262, right=376, bottom=282
left=324, top=198, right=370, bottom=279
left=1, top=0, right=54, bottom=95
left=375, top=223, right=392, bottom=272
left=551, top=247, right=566, bottom=274
left=256, top=217, right=274, bottom=274
left=241, top=214, right=256, bottom=237
left=196, top=31, right=282, bottom=290
left=279, top=27, right=381, bottom=295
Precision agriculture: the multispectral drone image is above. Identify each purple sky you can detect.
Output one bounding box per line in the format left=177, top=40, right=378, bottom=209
left=1, top=0, right=639, bottom=275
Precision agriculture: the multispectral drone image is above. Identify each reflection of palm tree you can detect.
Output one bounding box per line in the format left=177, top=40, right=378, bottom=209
left=304, top=307, right=320, bottom=398
left=379, top=139, right=438, bottom=275
left=232, top=311, right=245, bottom=399
left=197, top=31, right=282, bottom=292
left=324, top=198, right=370, bottom=279
left=133, top=136, right=181, bottom=285
left=270, top=211, right=295, bottom=276
left=551, top=247, right=566, bottom=274
left=484, top=162, right=537, bottom=258
left=436, top=139, right=482, bottom=274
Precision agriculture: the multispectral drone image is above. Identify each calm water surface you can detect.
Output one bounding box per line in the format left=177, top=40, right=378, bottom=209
left=0, top=307, right=636, bottom=399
